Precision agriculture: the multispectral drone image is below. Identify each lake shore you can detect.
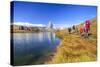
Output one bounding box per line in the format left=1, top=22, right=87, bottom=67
left=12, top=32, right=60, bottom=65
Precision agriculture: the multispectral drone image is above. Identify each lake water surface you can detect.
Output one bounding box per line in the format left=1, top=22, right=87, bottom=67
left=12, top=32, right=60, bottom=65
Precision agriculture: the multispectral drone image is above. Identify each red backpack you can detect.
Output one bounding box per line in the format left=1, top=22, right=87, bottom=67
left=85, top=20, right=90, bottom=30
left=80, top=27, right=83, bottom=33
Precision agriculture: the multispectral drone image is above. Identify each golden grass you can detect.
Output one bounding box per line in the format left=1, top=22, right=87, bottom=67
left=55, top=29, right=69, bottom=39
left=47, top=35, right=97, bottom=64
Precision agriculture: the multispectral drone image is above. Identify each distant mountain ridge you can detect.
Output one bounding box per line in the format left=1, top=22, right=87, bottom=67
left=11, top=22, right=46, bottom=27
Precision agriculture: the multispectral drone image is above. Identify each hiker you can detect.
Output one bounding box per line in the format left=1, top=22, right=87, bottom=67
left=79, top=27, right=84, bottom=37
left=83, top=20, right=90, bottom=38
left=72, top=25, right=75, bottom=30
left=68, top=27, right=71, bottom=34
left=71, top=25, right=75, bottom=33
left=85, top=20, right=90, bottom=31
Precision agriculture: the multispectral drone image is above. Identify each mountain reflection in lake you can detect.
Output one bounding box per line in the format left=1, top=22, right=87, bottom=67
left=12, top=32, right=60, bottom=65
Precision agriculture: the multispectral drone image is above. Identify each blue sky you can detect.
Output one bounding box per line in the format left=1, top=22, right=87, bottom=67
left=11, top=1, right=97, bottom=28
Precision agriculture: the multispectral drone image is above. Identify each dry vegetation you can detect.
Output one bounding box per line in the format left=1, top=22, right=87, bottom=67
left=47, top=17, right=97, bottom=64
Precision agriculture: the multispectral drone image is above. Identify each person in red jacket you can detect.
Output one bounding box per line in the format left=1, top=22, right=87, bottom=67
left=84, top=20, right=90, bottom=33
left=79, top=27, right=84, bottom=37
left=80, top=27, right=83, bottom=33
left=84, top=20, right=90, bottom=38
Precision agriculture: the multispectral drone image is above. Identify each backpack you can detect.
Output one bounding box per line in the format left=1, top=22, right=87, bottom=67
left=80, top=27, right=83, bottom=33
left=85, top=20, right=90, bottom=30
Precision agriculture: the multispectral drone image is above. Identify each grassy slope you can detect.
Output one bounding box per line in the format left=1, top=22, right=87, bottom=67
left=47, top=17, right=97, bottom=64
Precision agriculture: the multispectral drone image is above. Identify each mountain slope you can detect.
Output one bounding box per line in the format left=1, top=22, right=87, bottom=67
left=47, top=17, right=97, bottom=63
